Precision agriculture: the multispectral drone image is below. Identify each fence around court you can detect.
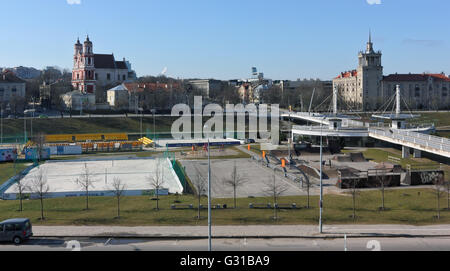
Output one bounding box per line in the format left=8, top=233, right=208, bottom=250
left=0, top=164, right=38, bottom=198
left=163, top=150, right=192, bottom=194
left=172, top=161, right=190, bottom=194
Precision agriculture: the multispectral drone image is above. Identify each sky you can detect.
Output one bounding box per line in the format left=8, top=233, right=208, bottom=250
left=1, top=0, right=450, bottom=81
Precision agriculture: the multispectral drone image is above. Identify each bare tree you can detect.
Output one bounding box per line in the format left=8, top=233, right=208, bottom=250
left=14, top=178, right=28, bottom=212
left=421, top=172, right=445, bottom=219
left=75, top=163, right=97, bottom=211
left=110, top=177, right=127, bottom=219
left=376, top=164, right=392, bottom=211
left=223, top=161, right=247, bottom=209
left=445, top=177, right=450, bottom=210
left=34, top=132, right=46, bottom=162
left=350, top=178, right=361, bottom=221
left=147, top=159, right=166, bottom=211
left=264, top=174, right=289, bottom=220
left=191, top=169, right=207, bottom=220
left=302, top=176, right=312, bottom=209
left=29, top=168, right=50, bottom=220
left=11, top=156, right=27, bottom=212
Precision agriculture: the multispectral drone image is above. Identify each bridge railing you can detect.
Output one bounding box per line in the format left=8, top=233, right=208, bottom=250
left=369, top=128, right=450, bottom=153
left=394, top=130, right=450, bottom=150
left=342, top=119, right=368, bottom=128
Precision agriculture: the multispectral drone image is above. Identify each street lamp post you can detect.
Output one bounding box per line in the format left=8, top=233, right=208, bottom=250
left=0, top=105, right=3, bottom=145
left=23, top=113, right=26, bottom=143
left=31, top=97, right=35, bottom=138
left=207, top=138, right=212, bottom=251
left=203, top=124, right=212, bottom=251
left=138, top=108, right=144, bottom=139
left=319, top=118, right=325, bottom=234
left=288, top=111, right=291, bottom=164
left=151, top=109, right=156, bottom=148
left=30, top=112, right=33, bottom=139
left=24, top=109, right=35, bottom=142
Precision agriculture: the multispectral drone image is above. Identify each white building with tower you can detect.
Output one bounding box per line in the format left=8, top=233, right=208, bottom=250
left=333, top=32, right=383, bottom=111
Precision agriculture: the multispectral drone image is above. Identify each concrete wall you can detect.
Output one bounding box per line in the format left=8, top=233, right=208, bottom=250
left=95, top=68, right=128, bottom=86
left=107, top=89, right=129, bottom=109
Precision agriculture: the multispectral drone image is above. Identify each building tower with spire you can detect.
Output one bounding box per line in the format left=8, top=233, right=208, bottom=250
left=72, top=36, right=96, bottom=94
left=333, top=32, right=383, bottom=111
left=356, top=31, right=383, bottom=110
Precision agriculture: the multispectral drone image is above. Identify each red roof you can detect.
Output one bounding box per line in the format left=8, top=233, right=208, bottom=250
left=383, top=73, right=450, bottom=82
left=335, top=70, right=358, bottom=79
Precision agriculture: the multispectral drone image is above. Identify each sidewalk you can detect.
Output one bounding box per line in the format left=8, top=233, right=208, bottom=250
left=33, top=224, right=450, bottom=239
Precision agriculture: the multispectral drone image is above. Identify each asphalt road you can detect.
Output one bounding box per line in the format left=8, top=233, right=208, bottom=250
left=2, top=237, right=450, bottom=251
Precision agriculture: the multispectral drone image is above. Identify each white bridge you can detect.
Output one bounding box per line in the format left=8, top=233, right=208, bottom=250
left=369, top=128, right=450, bottom=159
left=287, top=84, right=448, bottom=159
left=281, top=112, right=330, bottom=125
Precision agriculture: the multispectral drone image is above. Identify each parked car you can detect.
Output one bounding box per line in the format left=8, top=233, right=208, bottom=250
left=39, top=114, right=49, bottom=119
left=0, top=218, right=33, bottom=244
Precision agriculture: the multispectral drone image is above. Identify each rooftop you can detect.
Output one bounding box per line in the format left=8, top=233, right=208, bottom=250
left=0, top=71, right=26, bottom=83
left=93, top=54, right=128, bottom=70
left=383, top=73, right=450, bottom=82
left=335, top=70, right=358, bottom=79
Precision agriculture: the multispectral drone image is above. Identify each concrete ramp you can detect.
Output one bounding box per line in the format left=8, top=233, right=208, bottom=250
left=350, top=152, right=367, bottom=162
left=336, top=156, right=352, bottom=162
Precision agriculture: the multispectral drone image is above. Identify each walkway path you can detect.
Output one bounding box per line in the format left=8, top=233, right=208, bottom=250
left=33, top=224, right=450, bottom=238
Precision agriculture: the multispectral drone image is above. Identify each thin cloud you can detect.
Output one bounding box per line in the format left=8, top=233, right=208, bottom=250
left=367, top=0, right=382, bottom=5
left=67, top=0, right=81, bottom=5
left=403, top=39, right=444, bottom=47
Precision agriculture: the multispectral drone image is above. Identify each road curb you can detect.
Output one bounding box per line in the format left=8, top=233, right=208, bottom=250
left=32, top=234, right=450, bottom=239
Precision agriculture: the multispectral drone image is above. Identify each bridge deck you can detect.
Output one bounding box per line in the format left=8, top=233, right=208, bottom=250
left=369, top=128, right=450, bottom=158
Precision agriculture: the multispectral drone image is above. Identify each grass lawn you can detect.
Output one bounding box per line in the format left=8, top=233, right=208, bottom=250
left=0, top=162, right=30, bottom=185
left=414, top=112, right=450, bottom=128
left=436, top=132, right=450, bottom=139
left=1, top=188, right=450, bottom=226
left=1, top=116, right=264, bottom=138
left=1, top=116, right=176, bottom=137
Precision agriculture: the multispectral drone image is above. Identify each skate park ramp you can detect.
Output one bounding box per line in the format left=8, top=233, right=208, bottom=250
left=336, top=152, right=367, bottom=163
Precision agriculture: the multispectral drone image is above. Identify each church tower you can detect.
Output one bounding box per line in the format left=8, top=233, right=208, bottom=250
left=357, top=31, right=383, bottom=110
left=72, top=36, right=96, bottom=94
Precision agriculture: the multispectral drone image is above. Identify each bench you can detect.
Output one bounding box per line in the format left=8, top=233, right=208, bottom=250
left=171, top=204, right=194, bottom=210
left=249, top=203, right=297, bottom=209
left=199, top=204, right=227, bottom=209
left=249, top=203, right=272, bottom=209
left=274, top=203, right=297, bottom=209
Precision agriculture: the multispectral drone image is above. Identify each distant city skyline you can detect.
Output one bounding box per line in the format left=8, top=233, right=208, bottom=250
left=1, top=0, right=450, bottom=80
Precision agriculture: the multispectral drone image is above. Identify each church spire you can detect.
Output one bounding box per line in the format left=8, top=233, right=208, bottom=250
left=366, top=29, right=374, bottom=53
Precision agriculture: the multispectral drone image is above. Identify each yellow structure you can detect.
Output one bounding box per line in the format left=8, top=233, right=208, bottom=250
left=45, top=133, right=129, bottom=143
left=138, top=137, right=153, bottom=146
